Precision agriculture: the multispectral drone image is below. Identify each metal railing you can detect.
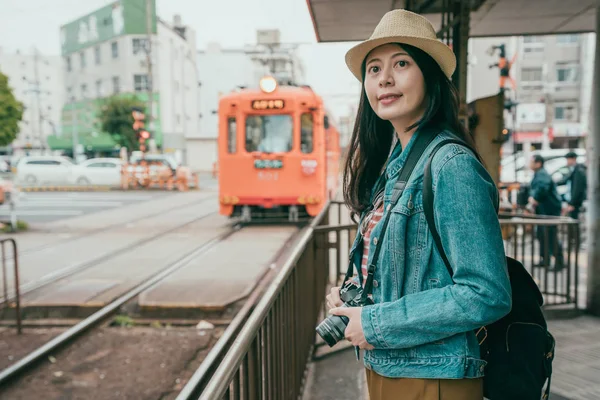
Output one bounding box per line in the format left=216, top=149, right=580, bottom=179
left=196, top=201, right=340, bottom=400
left=193, top=202, right=581, bottom=399
left=0, top=238, right=21, bottom=333
left=500, top=214, right=581, bottom=307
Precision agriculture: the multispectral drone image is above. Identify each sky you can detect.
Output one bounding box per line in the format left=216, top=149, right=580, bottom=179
left=0, top=0, right=362, bottom=119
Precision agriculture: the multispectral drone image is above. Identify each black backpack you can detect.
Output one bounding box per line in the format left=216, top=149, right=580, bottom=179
left=423, top=139, right=556, bottom=400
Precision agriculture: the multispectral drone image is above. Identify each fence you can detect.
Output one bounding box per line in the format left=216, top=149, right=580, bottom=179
left=500, top=214, right=581, bottom=307
left=193, top=203, right=581, bottom=399
left=196, top=201, right=341, bottom=400
left=0, top=238, right=21, bottom=333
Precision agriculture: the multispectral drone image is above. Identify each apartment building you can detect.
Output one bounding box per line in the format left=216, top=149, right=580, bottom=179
left=0, top=48, right=64, bottom=155
left=53, top=0, right=199, bottom=161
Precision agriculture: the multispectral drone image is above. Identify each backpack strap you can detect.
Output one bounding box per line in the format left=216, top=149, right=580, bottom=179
left=422, top=138, right=498, bottom=280
left=360, top=130, right=438, bottom=302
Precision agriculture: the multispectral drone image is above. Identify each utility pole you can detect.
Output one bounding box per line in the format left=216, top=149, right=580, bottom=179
left=145, top=0, right=154, bottom=152
left=71, top=95, right=79, bottom=162
left=587, top=3, right=600, bottom=315
left=32, top=48, right=44, bottom=153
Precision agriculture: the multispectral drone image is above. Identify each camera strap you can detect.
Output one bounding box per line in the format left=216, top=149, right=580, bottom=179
left=357, top=129, right=439, bottom=303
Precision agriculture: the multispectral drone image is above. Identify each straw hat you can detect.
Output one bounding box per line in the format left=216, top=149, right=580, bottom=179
left=345, top=9, right=456, bottom=81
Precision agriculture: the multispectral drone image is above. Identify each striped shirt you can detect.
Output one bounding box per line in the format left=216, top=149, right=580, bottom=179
left=360, top=194, right=385, bottom=285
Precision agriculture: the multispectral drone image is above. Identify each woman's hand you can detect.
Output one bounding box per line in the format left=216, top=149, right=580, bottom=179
left=326, top=286, right=344, bottom=309
left=329, top=306, right=374, bottom=350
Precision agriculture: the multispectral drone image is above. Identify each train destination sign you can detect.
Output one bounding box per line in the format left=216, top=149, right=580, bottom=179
left=254, top=159, right=283, bottom=169
left=251, top=99, right=285, bottom=110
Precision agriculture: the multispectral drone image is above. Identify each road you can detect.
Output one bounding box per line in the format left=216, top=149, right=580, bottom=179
left=0, top=191, right=175, bottom=224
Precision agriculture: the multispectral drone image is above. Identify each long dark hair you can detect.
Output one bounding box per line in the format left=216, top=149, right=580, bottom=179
left=343, top=43, right=478, bottom=220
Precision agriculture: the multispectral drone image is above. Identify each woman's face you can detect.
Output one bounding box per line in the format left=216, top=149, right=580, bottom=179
left=363, top=44, right=427, bottom=128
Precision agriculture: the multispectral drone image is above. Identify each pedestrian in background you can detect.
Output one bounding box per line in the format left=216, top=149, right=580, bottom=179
left=557, top=151, right=587, bottom=220
left=528, top=154, right=564, bottom=271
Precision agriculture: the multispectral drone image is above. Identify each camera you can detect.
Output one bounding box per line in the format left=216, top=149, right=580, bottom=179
left=315, top=280, right=373, bottom=347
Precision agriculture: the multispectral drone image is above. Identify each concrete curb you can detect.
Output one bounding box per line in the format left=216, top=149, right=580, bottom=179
left=19, top=186, right=113, bottom=192
left=18, top=186, right=202, bottom=193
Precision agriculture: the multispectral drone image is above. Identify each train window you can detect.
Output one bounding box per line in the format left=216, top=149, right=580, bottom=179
left=227, top=117, right=236, bottom=153
left=301, top=113, right=314, bottom=154
left=245, top=115, right=293, bottom=153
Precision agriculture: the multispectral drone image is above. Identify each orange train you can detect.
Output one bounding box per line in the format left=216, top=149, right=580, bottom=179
left=218, top=76, right=341, bottom=222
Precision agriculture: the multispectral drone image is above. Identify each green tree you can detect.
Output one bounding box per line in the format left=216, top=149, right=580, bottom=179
left=0, top=71, right=24, bottom=147
left=99, top=95, right=146, bottom=152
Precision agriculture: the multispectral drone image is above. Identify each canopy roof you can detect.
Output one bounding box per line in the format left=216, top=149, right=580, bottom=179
left=306, top=0, right=597, bottom=42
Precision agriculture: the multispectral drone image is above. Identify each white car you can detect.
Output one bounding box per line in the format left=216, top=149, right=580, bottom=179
left=68, top=158, right=124, bottom=186
left=15, top=156, right=75, bottom=185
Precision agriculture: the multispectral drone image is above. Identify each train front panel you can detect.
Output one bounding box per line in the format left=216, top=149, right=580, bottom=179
left=218, top=82, right=330, bottom=220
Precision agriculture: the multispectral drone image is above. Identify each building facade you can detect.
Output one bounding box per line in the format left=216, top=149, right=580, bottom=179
left=0, top=48, right=64, bottom=155
left=467, top=33, right=595, bottom=153
left=55, top=0, right=199, bottom=162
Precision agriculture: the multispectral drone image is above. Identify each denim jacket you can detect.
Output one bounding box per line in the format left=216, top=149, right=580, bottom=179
left=350, top=129, right=512, bottom=379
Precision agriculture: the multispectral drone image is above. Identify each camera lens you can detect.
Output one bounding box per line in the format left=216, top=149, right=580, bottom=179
left=315, top=315, right=349, bottom=347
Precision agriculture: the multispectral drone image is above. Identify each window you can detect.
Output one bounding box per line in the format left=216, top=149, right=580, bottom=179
left=95, top=79, right=103, bottom=98
left=65, top=56, right=71, bottom=72
left=26, top=160, right=61, bottom=166
left=554, top=103, right=578, bottom=121
left=134, top=74, right=149, bottom=92
left=227, top=117, right=237, bottom=153
left=80, top=83, right=87, bottom=99
left=111, top=41, right=119, bottom=58
left=521, top=68, right=542, bottom=82
left=523, top=36, right=542, bottom=43
left=523, top=47, right=543, bottom=54
left=132, top=38, right=149, bottom=55
left=245, top=115, right=293, bottom=153
left=557, top=34, right=579, bottom=44
left=556, top=66, right=578, bottom=82
left=94, top=46, right=101, bottom=65
left=112, top=76, right=120, bottom=94
left=87, top=162, right=117, bottom=168
left=80, top=51, right=86, bottom=68
left=300, top=113, right=314, bottom=153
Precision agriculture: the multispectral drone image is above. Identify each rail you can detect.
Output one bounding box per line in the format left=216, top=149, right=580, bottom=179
left=499, top=214, right=581, bottom=307
left=194, top=202, right=581, bottom=399
left=0, top=228, right=236, bottom=386
left=195, top=201, right=345, bottom=400
left=0, top=238, right=20, bottom=334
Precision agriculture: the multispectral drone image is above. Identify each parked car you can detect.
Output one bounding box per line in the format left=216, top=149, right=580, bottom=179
left=68, top=158, right=124, bottom=186
left=15, top=156, right=75, bottom=185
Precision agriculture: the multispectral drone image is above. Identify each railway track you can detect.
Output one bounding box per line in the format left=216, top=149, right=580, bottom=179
left=0, top=204, right=220, bottom=306
left=0, top=223, right=242, bottom=388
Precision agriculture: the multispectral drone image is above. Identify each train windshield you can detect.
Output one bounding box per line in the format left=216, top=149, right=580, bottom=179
left=245, top=115, right=293, bottom=153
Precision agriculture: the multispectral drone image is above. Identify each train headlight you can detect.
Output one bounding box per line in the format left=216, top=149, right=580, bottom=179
left=259, top=76, right=277, bottom=93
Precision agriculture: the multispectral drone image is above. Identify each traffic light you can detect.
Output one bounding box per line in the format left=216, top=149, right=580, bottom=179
left=132, top=107, right=150, bottom=152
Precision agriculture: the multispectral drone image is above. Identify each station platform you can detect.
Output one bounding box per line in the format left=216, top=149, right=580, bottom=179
left=138, top=225, right=300, bottom=317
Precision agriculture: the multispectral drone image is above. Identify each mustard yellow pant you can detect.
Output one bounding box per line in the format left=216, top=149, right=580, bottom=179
left=365, top=369, right=483, bottom=400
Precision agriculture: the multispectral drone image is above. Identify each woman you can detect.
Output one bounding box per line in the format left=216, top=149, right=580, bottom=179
left=326, top=9, right=512, bottom=400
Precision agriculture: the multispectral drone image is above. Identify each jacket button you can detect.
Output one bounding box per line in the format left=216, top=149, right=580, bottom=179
left=373, top=280, right=379, bottom=288
left=373, top=237, right=378, bottom=245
